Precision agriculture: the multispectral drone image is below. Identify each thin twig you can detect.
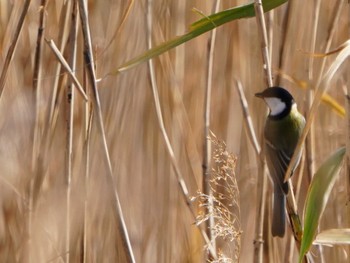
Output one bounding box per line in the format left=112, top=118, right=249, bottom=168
left=0, top=0, right=32, bottom=99
left=235, top=80, right=261, bottom=155
left=45, top=39, right=88, bottom=101
left=146, top=0, right=217, bottom=259
left=77, top=1, right=136, bottom=262
left=48, top=1, right=73, bottom=127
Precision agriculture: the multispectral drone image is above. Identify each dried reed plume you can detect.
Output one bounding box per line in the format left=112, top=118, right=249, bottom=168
left=195, top=134, right=241, bottom=262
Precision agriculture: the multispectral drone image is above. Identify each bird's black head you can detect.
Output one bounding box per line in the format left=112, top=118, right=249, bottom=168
left=255, top=87, right=295, bottom=120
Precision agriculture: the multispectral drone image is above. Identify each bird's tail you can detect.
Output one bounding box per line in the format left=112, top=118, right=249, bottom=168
left=272, top=189, right=286, bottom=237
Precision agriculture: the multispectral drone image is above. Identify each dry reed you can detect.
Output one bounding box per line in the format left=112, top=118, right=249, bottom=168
left=0, top=1, right=347, bottom=262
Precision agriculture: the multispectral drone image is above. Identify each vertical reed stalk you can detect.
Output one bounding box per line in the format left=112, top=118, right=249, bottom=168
left=253, top=166, right=267, bottom=263
left=65, top=2, right=79, bottom=262
left=145, top=0, right=217, bottom=259
left=275, top=2, right=290, bottom=86
left=83, top=107, right=93, bottom=263
left=0, top=0, right=32, bottom=99
left=306, top=15, right=321, bottom=263
left=234, top=79, right=264, bottom=263
left=77, top=0, right=136, bottom=262
left=32, top=0, right=48, bottom=168
left=29, top=1, right=47, bottom=261
left=82, top=35, right=93, bottom=261
left=203, top=0, right=221, bottom=257
left=253, top=1, right=273, bottom=262
left=307, top=0, right=321, bottom=81
left=254, top=0, right=273, bottom=87
left=305, top=90, right=315, bottom=183
left=48, top=1, right=72, bottom=128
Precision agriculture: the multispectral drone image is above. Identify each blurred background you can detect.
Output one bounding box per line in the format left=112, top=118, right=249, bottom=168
left=0, top=0, right=348, bottom=262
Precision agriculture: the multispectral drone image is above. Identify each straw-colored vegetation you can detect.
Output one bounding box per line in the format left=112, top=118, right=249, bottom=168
left=0, top=0, right=349, bottom=262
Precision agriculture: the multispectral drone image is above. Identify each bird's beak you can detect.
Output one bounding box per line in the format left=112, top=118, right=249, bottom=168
left=255, top=92, right=264, bottom=98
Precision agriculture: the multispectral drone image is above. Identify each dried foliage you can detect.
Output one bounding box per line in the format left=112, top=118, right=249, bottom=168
left=0, top=0, right=348, bottom=262
left=195, top=134, right=241, bottom=262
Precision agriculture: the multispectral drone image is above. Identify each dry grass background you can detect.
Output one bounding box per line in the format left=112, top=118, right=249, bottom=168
left=0, top=0, right=349, bottom=262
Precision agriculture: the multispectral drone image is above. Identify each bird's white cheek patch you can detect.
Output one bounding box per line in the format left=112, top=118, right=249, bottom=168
left=264, top=98, right=286, bottom=116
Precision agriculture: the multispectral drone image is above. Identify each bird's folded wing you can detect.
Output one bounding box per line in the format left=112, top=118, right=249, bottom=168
left=265, top=139, right=290, bottom=194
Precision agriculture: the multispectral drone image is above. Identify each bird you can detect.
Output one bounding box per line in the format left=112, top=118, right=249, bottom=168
left=255, top=87, right=305, bottom=237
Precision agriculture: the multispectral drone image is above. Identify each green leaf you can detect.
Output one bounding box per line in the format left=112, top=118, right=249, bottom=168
left=299, top=147, right=345, bottom=263
left=116, top=0, right=287, bottom=73
left=314, top=229, right=350, bottom=245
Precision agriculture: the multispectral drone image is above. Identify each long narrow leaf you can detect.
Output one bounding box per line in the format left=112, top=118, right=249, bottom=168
left=117, top=0, right=287, bottom=72
left=299, top=147, right=345, bottom=262
left=314, top=229, right=350, bottom=245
